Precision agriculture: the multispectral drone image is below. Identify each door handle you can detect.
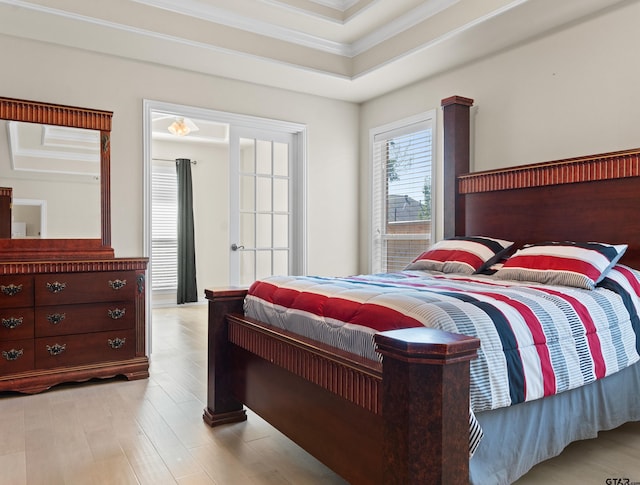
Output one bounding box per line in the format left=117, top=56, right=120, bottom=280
left=231, top=243, right=244, bottom=251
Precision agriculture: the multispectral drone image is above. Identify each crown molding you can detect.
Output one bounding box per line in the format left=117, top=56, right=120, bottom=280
left=309, top=0, right=360, bottom=11
left=130, top=0, right=350, bottom=55
left=350, top=0, right=459, bottom=56
left=0, top=0, right=629, bottom=103
left=261, top=0, right=366, bottom=24
left=129, top=0, right=460, bottom=57
left=0, top=0, right=520, bottom=62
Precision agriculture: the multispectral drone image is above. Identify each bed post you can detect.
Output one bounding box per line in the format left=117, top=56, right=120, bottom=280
left=442, top=96, right=474, bottom=238
left=375, top=327, right=480, bottom=485
left=203, top=288, right=248, bottom=426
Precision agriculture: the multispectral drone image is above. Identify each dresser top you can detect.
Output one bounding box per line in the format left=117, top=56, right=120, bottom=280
left=0, top=258, right=148, bottom=275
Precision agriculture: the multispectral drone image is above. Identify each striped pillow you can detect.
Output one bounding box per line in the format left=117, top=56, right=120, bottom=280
left=406, top=236, right=514, bottom=275
left=495, top=241, right=627, bottom=289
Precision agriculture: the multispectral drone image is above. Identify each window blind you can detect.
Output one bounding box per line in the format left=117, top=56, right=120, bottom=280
left=151, top=162, right=178, bottom=291
left=372, top=117, right=433, bottom=273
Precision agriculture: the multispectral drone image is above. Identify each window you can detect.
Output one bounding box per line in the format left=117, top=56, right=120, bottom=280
left=371, top=112, right=435, bottom=273
left=151, top=162, right=178, bottom=291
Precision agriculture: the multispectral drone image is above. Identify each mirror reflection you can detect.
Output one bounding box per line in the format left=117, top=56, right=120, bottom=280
left=0, top=120, right=101, bottom=239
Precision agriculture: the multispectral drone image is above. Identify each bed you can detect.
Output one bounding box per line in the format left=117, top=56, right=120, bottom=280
left=202, top=96, right=640, bottom=484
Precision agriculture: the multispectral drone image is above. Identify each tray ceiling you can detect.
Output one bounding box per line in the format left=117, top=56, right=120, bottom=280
left=0, top=0, right=629, bottom=102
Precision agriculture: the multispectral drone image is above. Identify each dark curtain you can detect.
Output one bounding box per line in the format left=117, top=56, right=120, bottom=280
left=176, top=158, right=198, bottom=304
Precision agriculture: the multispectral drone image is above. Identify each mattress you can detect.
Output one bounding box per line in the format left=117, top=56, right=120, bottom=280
left=244, top=265, right=640, bottom=414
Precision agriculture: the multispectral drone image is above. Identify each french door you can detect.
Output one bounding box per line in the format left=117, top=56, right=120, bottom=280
left=229, top=126, right=302, bottom=287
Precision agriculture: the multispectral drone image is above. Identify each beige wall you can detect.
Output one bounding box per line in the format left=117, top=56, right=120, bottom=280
left=151, top=140, right=229, bottom=304
left=0, top=33, right=360, bottom=277
left=359, top=1, right=640, bottom=271
left=3, top=1, right=637, bottom=278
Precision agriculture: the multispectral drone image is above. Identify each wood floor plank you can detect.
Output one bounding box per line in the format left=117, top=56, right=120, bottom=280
left=189, top=440, right=263, bottom=485
left=176, top=471, right=217, bottom=485
left=514, top=422, right=640, bottom=484
left=0, top=408, right=25, bottom=455
left=122, top=449, right=178, bottom=485
left=0, top=451, right=27, bottom=485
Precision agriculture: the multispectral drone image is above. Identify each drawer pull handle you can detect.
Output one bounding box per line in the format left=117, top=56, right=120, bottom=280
left=109, top=279, right=127, bottom=290
left=108, top=308, right=126, bottom=320
left=108, top=337, right=126, bottom=349
left=1, top=284, right=23, bottom=297
left=2, top=348, right=24, bottom=361
left=46, top=282, right=67, bottom=293
left=46, top=313, right=66, bottom=325
left=46, top=343, right=66, bottom=356
left=2, top=317, right=23, bottom=329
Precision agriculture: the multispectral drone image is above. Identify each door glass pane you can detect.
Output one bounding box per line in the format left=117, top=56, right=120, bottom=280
left=231, top=127, right=296, bottom=288
left=256, top=250, right=272, bottom=280
left=239, top=175, right=255, bottom=211
left=256, top=176, right=272, bottom=212
left=273, top=178, right=288, bottom=212
left=273, top=250, right=288, bottom=275
left=240, top=139, right=255, bottom=173
left=240, top=250, right=255, bottom=286
left=273, top=214, right=288, bottom=247
left=256, top=140, right=272, bottom=174
left=273, top=142, right=288, bottom=176
left=240, top=213, right=255, bottom=247
left=256, top=213, right=272, bottom=248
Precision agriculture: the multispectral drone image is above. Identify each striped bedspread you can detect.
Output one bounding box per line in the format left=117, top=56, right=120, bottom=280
left=245, top=265, right=640, bottom=413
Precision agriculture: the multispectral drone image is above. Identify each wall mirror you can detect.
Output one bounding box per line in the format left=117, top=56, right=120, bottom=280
left=0, top=97, right=114, bottom=260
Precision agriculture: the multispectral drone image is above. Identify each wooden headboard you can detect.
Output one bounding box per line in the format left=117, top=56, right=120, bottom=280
left=442, top=97, right=640, bottom=270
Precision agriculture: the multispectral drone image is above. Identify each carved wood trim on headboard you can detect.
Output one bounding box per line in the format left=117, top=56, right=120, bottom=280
left=460, top=146, right=640, bottom=269
left=459, top=148, right=640, bottom=194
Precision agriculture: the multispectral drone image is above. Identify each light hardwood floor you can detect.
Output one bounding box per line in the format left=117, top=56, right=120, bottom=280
left=0, top=304, right=638, bottom=485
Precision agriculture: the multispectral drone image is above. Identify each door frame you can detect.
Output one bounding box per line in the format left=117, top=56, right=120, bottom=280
left=12, top=198, right=47, bottom=238
left=142, top=99, right=307, bottom=315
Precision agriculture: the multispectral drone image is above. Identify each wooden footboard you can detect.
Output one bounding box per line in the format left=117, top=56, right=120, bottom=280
left=203, top=288, right=480, bottom=485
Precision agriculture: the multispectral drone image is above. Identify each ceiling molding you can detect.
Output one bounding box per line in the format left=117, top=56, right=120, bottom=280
left=349, top=0, right=459, bottom=56
left=8, top=121, right=100, bottom=176
left=129, top=0, right=461, bottom=57
left=309, top=0, right=359, bottom=11
left=130, top=0, right=350, bottom=55
left=0, top=0, right=631, bottom=103
left=263, top=0, right=363, bottom=22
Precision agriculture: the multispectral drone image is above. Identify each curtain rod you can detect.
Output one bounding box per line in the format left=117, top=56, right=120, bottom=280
left=152, top=158, right=197, bottom=164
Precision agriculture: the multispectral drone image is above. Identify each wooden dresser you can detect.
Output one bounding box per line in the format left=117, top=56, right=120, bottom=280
left=0, top=97, right=150, bottom=394
left=0, top=258, right=148, bottom=393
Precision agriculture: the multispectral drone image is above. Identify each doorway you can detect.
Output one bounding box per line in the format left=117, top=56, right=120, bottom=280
left=143, top=100, right=307, bottom=315
left=12, top=198, right=47, bottom=238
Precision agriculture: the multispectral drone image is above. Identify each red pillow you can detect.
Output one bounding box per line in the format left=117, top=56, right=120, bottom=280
left=406, top=236, right=514, bottom=275
left=495, top=241, right=627, bottom=289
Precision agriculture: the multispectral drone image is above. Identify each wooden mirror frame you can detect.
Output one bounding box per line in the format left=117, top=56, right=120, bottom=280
left=0, top=97, right=114, bottom=260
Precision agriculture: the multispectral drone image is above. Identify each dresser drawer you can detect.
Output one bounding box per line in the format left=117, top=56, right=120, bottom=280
left=0, top=308, right=34, bottom=341
left=35, top=329, right=136, bottom=369
left=0, top=275, right=34, bottom=308
left=35, top=302, right=134, bottom=337
left=0, top=338, right=34, bottom=374
left=35, top=271, right=137, bottom=306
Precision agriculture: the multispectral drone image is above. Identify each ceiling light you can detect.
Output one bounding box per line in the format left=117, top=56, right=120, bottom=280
left=168, top=117, right=191, bottom=136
